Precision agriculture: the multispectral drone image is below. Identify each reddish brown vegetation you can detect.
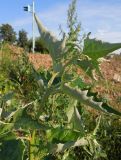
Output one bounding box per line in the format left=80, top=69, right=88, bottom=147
left=93, top=55, right=121, bottom=112
left=28, top=53, right=52, bottom=70
left=100, top=55, right=121, bottom=81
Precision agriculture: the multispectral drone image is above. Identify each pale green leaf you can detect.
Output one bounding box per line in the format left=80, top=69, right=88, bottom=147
left=63, top=83, right=121, bottom=116
left=49, top=137, right=88, bottom=153
left=83, top=37, right=121, bottom=60
left=46, top=127, right=81, bottom=143
left=66, top=99, right=85, bottom=132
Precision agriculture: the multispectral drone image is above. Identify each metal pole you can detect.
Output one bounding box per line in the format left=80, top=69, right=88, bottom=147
left=32, top=0, right=35, bottom=53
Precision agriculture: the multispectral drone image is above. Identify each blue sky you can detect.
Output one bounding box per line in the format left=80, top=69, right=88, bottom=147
left=0, top=0, right=121, bottom=43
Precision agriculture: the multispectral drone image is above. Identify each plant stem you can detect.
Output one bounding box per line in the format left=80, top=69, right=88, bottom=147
left=29, top=130, right=36, bottom=160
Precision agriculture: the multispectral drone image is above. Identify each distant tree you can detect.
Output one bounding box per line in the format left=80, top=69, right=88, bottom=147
left=18, top=29, right=28, bottom=48
left=27, top=39, right=32, bottom=52
left=0, top=24, right=16, bottom=43
left=35, top=37, right=49, bottom=53
left=28, top=37, right=49, bottom=53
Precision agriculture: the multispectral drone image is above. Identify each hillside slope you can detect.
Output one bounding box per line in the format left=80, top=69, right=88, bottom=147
left=0, top=44, right=121, bottom=111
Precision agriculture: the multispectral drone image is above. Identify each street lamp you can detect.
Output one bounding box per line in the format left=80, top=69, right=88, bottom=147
left=23, top=5, right=31, bottom=12
left=23, top=0, right=35, bottom=53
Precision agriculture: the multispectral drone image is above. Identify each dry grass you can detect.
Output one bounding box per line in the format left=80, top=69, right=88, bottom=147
left=28, top=53, right=52, bottom=70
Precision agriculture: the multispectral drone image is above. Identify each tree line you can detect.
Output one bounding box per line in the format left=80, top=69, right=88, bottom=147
left=0, top=23, right=49, bottom=53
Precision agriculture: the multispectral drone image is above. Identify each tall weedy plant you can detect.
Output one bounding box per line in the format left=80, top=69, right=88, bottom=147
left=0, top=0, right=121, bottom=159
left=34, top=0, right=121, bottom=116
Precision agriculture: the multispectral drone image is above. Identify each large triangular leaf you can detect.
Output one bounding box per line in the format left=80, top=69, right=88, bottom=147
left=82, top=37, right=121, bottom=79
left=34, top=14, right=66, bottom=62
left=83, top=37, right=121, bottom=60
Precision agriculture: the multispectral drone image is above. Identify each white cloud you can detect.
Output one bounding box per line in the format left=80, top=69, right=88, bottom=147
left=77, top=1, right=121, bottom=20
left=93, top=29, right=121, bottom=43
left=38, top=4, right=67, bottom=24
left=37, top=4, right=68, bottom=37
left=77, top=2, right=121, bottom=42
left=12, top=16, right=31, bottom=27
